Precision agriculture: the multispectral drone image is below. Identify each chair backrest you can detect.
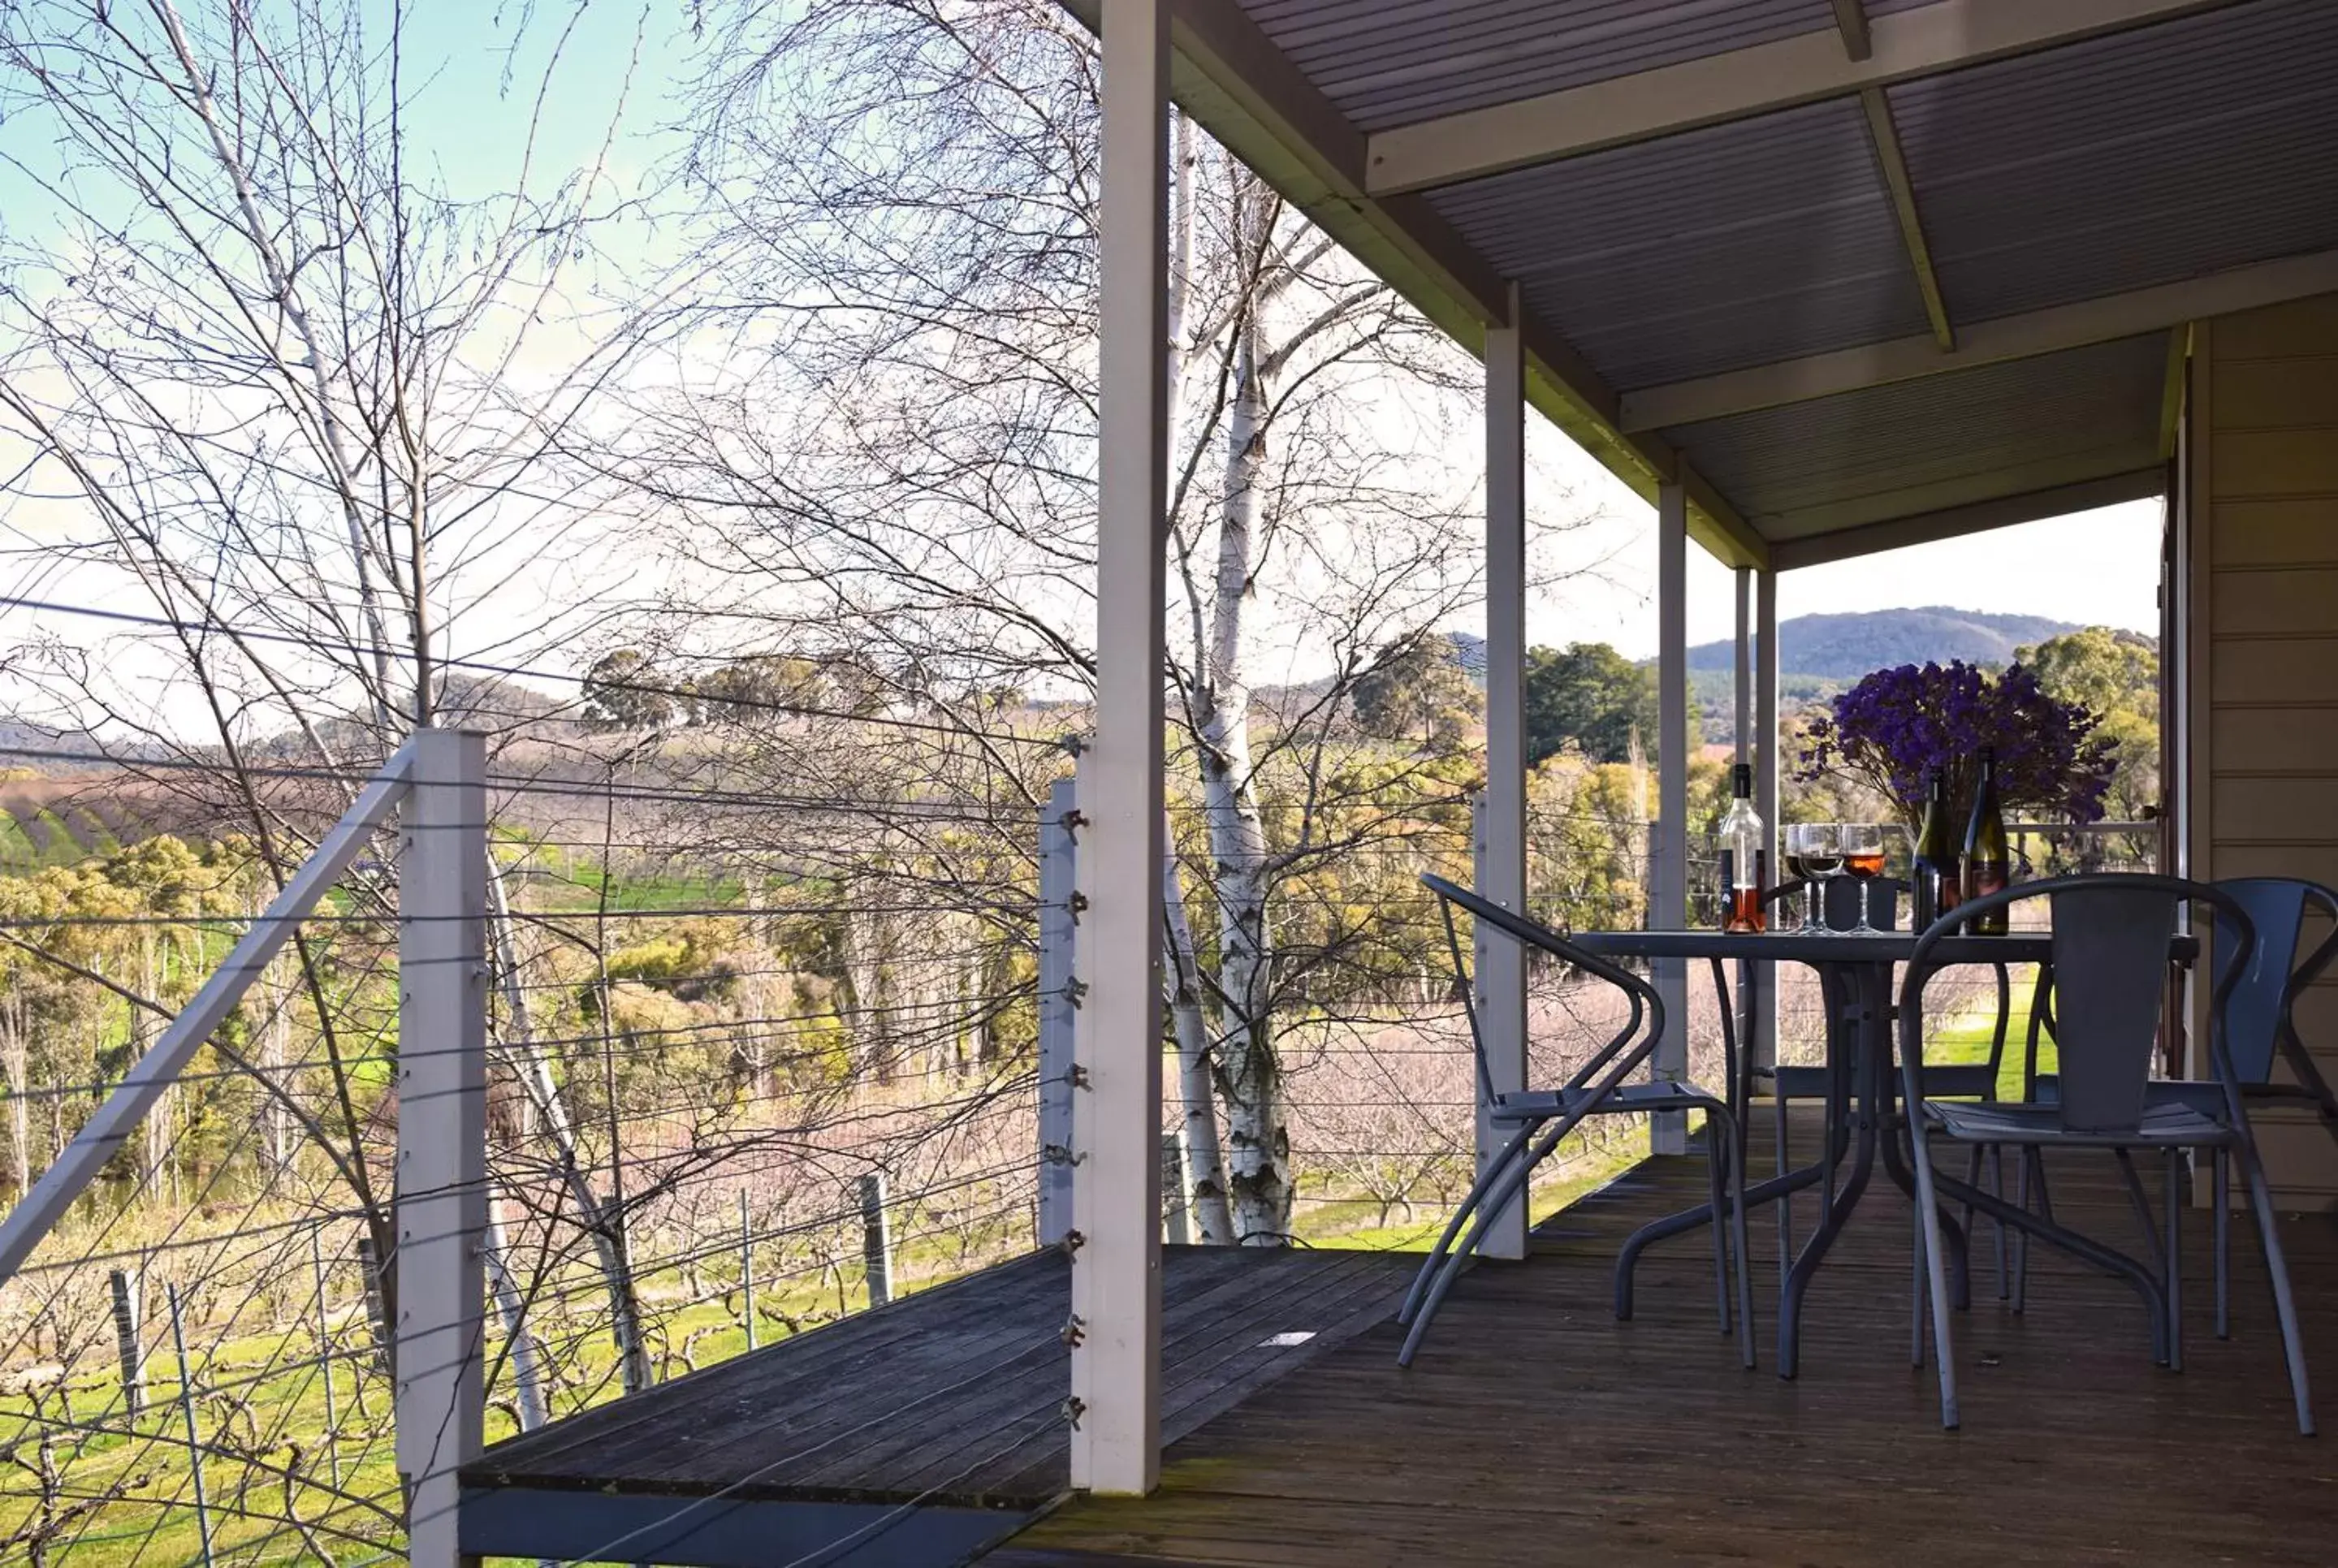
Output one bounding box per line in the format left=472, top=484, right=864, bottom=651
left=1904, top=874, right=2257, bottom=1138
left=1419, top=873, right=1662, bottom=1105
left=2213, top=877, right=2338, bottom=1084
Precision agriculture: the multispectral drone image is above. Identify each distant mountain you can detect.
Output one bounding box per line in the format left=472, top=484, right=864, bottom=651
left=1687, top=607, right=2090, bottom=681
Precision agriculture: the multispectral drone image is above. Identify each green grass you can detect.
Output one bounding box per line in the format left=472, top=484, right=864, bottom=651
left=1925, top=978, right=2058, bottom=1098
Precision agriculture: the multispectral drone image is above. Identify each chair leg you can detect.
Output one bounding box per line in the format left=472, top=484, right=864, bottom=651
left=1694, top=1104, right=1757, bottom=1371
left=2214, top=1146, right=2231, bottom=1341
left=1909, top=1120, right=1960, bottom=1428
left=2164, top=1148, right=2184, bottom=1375
left=1399, top=1122, right=1534, bottom=1328
left=1398, top=1123, right=1553, bottom=1367
left=1726, top=1112, right=1756, bottom=1372
left=2235, top=1138, right=2315, bottom=1436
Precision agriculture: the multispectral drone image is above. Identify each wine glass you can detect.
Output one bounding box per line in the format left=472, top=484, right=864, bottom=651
left=1840, top=823, right=1887, bottom=935
left=1787, top=822, right=1839, bottom=934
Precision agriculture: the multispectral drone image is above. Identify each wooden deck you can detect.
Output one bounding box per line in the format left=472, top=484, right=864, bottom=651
left=458, top=1242, right=1413, bottom=1566
left=989, top=1122, right=2338, bottom=1568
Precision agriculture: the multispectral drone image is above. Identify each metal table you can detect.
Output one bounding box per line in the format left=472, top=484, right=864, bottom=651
left=1571, top=928, right=2063, bottom=1378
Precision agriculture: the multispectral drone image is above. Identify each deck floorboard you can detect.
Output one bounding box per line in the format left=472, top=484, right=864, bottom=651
left=988, top=1117, right=2338, bottom=1566
left=462, top=1242, right=1415, bottom=1510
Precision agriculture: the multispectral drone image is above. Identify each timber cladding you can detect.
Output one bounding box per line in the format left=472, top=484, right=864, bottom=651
left=2196, top=290, right=2338, bottom=1207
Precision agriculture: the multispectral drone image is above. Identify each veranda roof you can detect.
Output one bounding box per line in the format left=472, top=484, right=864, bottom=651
left=1061, top=0, right=2338, bottom=567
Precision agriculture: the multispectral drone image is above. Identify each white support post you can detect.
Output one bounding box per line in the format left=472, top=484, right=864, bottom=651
left=1073, top=0, right=1167, bottom=1498
left=1754, top=568, right=1782, bottom=1075
left=395, top=728, right=488, bottom=1568
left=1653, top=482, right=1691, bottom=1154
left=1732, top=569, right=1752, bottom=767
left=1477, top=283, right=1531, bottom=1261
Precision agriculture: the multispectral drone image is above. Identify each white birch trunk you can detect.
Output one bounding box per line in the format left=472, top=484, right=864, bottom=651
left=1202, top=286, right=1290, bottom=1245
left=1160, top=834, right=1234, bottom=1244
left=486, top=863, right=654, bottom=1394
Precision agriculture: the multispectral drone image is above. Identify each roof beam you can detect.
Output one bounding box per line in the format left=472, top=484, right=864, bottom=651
left=1618, top=248, right=2338, bottom=432
left=1857, top=88, right=1952, bottom=350
left=1054, top=0, right=1770, bottom=569
left=1830, top=1, right=1874, bottom=61
left=1365, top=0, right=2241, bottom=195
left=1772, top=469, right=2165, bottom=570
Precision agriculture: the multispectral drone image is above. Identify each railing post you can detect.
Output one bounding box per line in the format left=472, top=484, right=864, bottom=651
left=1037, top=776, right=1078, bottom=1246
left=395, top=727, right=488, bottom=1568
left=108, top=1267, right=144, bottom=1417
left=740, top=1189, right=758, bottom=1350
left=859, top=1172, right=894, bottom=1307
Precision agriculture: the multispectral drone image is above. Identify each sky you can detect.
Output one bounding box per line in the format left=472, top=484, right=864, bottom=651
left=0, top=2, right=2171, bottom=732
left=1517, top=410, right=2163, bottom=662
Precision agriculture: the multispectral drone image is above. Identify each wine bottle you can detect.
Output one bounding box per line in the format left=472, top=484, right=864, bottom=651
left=1961, top=747, right=2011, bottom=935
left=1911, top=767, right=1958, bottom=928
left=1718, top=762, right=1765, bottom=934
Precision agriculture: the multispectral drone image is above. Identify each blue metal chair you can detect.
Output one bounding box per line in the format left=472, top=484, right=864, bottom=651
left=1898, top=874, right=2313, bottom=1435
left=1397, top=874, right=1753, bottom=1371
left=2015, top=878, right=2338, bottom=1333
left=2150, top=877, right=2338, bottom=1337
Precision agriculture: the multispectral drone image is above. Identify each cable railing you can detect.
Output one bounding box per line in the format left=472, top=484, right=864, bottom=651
left=0, top=732, right=1057, bottom=1566
left=0, top=715, right=2154, bottom=1564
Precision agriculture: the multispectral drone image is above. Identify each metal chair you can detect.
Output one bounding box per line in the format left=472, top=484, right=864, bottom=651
left=2011, top=878, right=2336, bottom=1331
left=2143, top=877, right=2338, bottom=1339
left=1898, top=874, right=2313, bottom=1435
left=1398, top=874, right=1754, bottom=1370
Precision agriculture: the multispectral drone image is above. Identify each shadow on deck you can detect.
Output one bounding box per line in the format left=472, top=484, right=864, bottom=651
left=992, top=1121, right=2338, bottom=1567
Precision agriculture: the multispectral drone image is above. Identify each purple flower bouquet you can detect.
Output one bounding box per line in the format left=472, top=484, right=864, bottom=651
left=1796, top=660, right=2115, bottom=831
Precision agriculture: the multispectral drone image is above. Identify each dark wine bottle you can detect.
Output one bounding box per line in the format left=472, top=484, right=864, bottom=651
left=1911, top=767, right=1958, bottom=928
left=1961, top=748, right=2011, bottom=935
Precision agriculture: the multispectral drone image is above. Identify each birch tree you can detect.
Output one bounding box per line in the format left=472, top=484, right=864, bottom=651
left=663, top=0, right=1513, bottom=1242
left=0, top=0, right=678, bottom=1415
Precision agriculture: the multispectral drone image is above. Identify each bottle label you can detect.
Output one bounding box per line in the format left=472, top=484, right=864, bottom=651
left=1964, top=860, right=2009, bottom=902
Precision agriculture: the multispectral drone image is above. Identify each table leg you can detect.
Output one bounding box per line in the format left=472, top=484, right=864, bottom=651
left=1615, top=967, right=1861, bottom=1323
left=1868, top=964, right=1973, bottom=1311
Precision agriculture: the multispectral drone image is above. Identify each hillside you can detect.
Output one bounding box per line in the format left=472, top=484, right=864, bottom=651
left=1687, top=607, right=2085, bottom=680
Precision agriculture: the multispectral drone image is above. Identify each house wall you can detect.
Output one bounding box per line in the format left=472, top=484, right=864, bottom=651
left=2189, top=292, right=2338, bottom=1208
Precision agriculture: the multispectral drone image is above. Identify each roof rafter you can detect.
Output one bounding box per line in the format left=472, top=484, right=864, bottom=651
left=1365, top=0, right=2241, bottom=195
left=1857, top=86, right=1953, bottom=351
left=1830, top=0, right=1874, bottom=61
left=1617, top=248, right=2338, bottom=433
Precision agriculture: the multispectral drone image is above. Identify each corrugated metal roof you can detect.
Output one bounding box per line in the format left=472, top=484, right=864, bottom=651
left=1664, top=335, right=2168, bottom=537
left=1426, top=99, right=1931, bottom=389
left=1893, top=0, right=2338, bottom=325
left=1234, top=0, right=1844, bottom=133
